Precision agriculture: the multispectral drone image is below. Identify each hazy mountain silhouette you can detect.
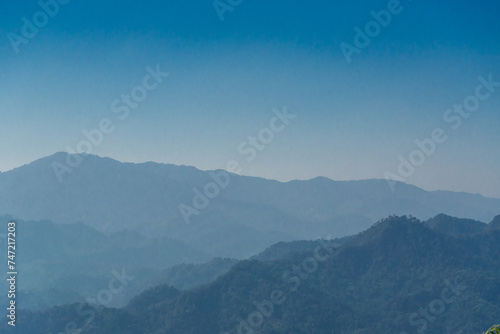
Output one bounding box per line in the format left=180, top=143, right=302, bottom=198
left=0, top=216, right=210, bottom=311
left=1, top=152, right=499, bottom=260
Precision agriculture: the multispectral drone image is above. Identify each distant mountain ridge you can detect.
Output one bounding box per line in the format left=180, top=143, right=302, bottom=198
left=0, top=215, right=210, bottom=311
left=1, top=152, right=499, bottom=259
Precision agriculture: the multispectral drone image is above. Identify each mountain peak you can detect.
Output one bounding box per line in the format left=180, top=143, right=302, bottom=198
left=425, top=214, right=486, bottom=236
left=348, top=215, right=424, bottom=246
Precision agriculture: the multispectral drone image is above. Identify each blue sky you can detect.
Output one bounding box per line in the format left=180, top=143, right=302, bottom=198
left=1, top=0, right=500, bottom=198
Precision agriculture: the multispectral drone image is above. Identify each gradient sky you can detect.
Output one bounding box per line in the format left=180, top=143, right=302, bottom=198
left=1, top=0, right=499, bottom=198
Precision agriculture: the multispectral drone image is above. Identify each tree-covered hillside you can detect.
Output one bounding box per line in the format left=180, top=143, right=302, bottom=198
left=6, top=216, right=499, bottom=334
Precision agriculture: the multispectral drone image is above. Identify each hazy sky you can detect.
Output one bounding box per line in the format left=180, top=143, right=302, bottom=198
left=1, top=0, right=499, bottom=198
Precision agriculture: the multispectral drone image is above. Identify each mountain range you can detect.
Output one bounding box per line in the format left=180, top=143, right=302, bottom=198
left=1, top=152, right=499, bottom=260
left=1, top=153, right=499, bottom=319
left=5, top=215, right=499, bottom=334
